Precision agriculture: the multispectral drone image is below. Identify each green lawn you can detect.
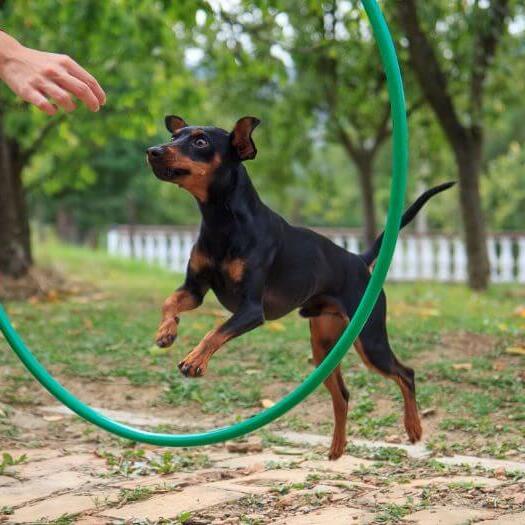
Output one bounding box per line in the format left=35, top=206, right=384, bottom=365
left=1, top=241, right=524, bottom=459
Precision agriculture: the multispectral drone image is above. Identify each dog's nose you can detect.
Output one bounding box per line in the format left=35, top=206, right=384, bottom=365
left=147, top=146, right=164, bottom=159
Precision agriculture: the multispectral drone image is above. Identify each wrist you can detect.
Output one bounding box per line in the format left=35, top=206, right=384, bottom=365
left=0, top=32, right=24, bottom=75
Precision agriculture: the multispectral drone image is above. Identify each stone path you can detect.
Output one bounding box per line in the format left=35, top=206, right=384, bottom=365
left=1, top=428, right=524, bottom=524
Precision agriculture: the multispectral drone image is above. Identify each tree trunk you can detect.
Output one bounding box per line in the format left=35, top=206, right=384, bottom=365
left=0, top=117, right=32, bottom=278
left=56, top=205, right=79, bottom=244
left=353, top=154, right=377, bottom=248
left=454, top=132, right=490, bottom=290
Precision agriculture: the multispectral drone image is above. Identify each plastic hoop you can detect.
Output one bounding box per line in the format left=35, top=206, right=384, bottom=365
left=0, top=0, right=408, bottom=447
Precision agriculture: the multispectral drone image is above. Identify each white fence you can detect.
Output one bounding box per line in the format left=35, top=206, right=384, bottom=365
left=107, top=225, right=525, bottom=283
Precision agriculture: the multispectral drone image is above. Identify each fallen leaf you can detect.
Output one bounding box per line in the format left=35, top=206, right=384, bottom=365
left=505, top=346, right=525, bottom=356
left=418, top=308, right=441, bottom=317
left=46, top=290, right=59, bottom=302
left=494, top=467, right=507, bottom=480
left=384, top=434, right=402, bottom=444
left=452, top=363, right=472, bottom=370
left=277, top=494, right=295, bottom=507
left=227, top=437, right=263, bottom=454
left=513, top=305, right=525, bottom=318
left=242, top=462, right=265, bottom=475
left=260, top=398, right=275, bottom=409
left=43, top=415, right=64, bottom=422
left=421, top=408, right=436, bottom=417
left=149, top=345, right=170, bottom=356
left=492, top=360, right=507, bottom=371
left=272, top=447, right=306, bottom=456
left=266, top=321, right=285, bottom=332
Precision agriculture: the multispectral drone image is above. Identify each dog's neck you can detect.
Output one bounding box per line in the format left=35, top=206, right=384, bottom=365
left=197, top=163, right=262, bottom=233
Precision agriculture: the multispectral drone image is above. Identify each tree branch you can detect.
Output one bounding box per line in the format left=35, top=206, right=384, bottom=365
left=469, top=0, right=510, bottom=125
left=396, top=0, right=467, bottom=146
left=334, top=118, right=359, bottom=160
left=370, top=103, right=391, bottom=154
left=21, top=114, right=65, bottom=162
left=364, top=92, right=428, bottom=156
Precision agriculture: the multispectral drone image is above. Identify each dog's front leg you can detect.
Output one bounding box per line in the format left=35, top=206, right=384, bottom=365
left=178, top=300, right=264, bottom=377
left=156, top=273, right=209, bottom=348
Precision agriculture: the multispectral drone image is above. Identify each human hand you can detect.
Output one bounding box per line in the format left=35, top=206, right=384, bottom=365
left=0, top=31, right=106, bottom=115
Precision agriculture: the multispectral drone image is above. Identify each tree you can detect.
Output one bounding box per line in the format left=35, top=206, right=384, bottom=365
left=0, top=110, right=53, bottom=276
left=286, top=1, right=393, bottom=246
left=396, top=0, right=513, bottom=289
left=211, top=1, right=401, bottom=246
left=0, top=0, right=203, bottom=277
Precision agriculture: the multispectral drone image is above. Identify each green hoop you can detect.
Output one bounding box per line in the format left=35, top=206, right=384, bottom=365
left=0, top=0, right=408, bottom=447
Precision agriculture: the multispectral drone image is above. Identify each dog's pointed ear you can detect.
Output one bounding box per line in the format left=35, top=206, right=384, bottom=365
left=230, top=116, right=261, bottom=161
left=165, top=115, right=188, bottom=134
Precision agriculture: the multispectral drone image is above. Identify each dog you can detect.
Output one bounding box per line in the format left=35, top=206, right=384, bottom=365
left=146, top=115, right=454, bottom=460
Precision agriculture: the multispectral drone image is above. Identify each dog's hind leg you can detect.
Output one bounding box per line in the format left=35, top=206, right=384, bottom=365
left=353, top=294, right=422, bottom=443
left=309, top=312, right=350, bottom=460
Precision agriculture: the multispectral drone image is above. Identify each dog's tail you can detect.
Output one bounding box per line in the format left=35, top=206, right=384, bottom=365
left=360, top=181, right=456, bottom=266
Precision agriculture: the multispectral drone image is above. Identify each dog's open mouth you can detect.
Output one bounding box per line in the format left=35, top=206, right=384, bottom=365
left=151, top=166, right=190, bottom=181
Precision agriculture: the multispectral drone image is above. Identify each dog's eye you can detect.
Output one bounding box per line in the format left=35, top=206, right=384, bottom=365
left=193, top=137, right=208, bottom=148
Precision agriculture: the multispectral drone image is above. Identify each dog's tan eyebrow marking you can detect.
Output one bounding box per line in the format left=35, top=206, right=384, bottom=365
left=191, top=128, right=205, bottom=137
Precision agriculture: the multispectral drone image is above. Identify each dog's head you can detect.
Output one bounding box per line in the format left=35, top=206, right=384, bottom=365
left=147, top=116, right=260, bottom=203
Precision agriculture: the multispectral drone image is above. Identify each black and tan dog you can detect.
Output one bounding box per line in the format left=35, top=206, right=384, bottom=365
left=146, top=115, right=454, bottom=460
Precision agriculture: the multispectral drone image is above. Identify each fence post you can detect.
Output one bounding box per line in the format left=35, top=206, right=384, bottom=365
left=144, top=233, right=155, bottom=264
left=518, top=238, right=525, bottom=284
left=120, top=230, right=132, bottom=258
left=169, top=233, right=181, bottom=272
left=499, top=236, right=514, bottom=283
left=420, top=237, right=434, bottom=280
left=347, top=235, right=360, bottom=254
left=390, top=237, right=405, bottom=281
left=487, top=237, right=499, bottom=283
left=436, top=236, right=451, bottom=282
left=182, top=232, right=194, bottom=273
left=453, top=238, right=467, bottom=282
left=156, top=232, right=169, bottom=268
left=405, top=237, right=418, bottom=280
left=107, top=229, right=119, bottom=256
left=132, top=232, right=144, bottom=261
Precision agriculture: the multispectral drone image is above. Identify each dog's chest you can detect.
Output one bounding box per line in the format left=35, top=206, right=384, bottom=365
left=201, top=256, right=246, bottom=312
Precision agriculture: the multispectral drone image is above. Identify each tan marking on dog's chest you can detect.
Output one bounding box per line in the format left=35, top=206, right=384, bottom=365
left=189, top=247, right=213, bottom=273
left=222, top=258, right=246, bottom=282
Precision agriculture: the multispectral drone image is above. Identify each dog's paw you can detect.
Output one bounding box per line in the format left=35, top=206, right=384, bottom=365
left=178, top=350, right=207, bottom=378
left=328, top=436, right=347, bottom=461
left=405, top=415, right=423, bottom=443
left=155, top=320, right=178, bottom=348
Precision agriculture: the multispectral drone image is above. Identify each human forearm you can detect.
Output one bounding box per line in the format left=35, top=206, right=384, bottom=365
left=0, top=30, right=24, bottom=68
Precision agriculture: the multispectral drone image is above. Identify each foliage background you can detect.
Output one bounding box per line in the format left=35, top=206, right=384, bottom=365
left=1, top=0, right=524, bottom=243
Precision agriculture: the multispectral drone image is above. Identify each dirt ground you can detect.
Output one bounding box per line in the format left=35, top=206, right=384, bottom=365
left=1, top=390, right=524, bottom=524
left=1, top=252, right=525, bottom=523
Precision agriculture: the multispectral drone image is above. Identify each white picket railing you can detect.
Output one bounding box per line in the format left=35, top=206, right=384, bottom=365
left=107, top=225, right=525, bottom=284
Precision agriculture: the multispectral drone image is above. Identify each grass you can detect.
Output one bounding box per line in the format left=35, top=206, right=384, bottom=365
left=0, top=451, right=27, bottom=474
left=1, top=241, right=524, bottom=458
left=97, top=447, right=211, bottom=477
